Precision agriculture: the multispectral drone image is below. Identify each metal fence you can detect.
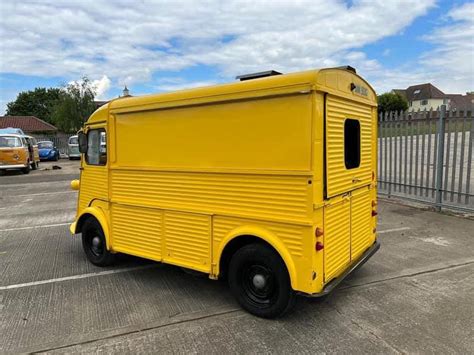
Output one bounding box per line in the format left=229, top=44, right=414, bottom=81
left=378, top=105, right=474, bottom=212
left=33, top=134, right=73, bottom=155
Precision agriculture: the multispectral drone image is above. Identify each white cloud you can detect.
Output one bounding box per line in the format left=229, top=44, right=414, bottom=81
left=0, top=0, right=435, bottom=85
left=361, top=2, right=474, bottom=94
left=1, top=0, right=472, bottom=98
left=92, top=75, right=111, bottom=100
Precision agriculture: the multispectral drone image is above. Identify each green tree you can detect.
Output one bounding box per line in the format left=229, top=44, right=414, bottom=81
left=377, top=92, right=409, bottom=114
left=52, top=78, right=97, bottom=133
left=6, top=88, right=61, bottom=124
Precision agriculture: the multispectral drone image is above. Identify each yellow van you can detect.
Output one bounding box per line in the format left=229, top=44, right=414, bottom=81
left=0, top=134, right=38, bottom=174
left=70, top=67, right=379, bottom=318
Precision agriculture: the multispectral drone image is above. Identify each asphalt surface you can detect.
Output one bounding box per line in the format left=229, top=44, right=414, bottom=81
left=1, top=160, right=473, bottom=353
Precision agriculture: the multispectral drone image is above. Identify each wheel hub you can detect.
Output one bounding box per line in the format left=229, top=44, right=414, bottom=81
left=92, top=236, right=101, bottom=248
left=252, top=274, right=266, bottom=289
left=90, top=235, right=103, bottom=256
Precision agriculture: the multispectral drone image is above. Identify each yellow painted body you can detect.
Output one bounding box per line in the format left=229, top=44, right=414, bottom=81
left=71, top=68, right=378, bottom=295
left=0, top=134, right=31, bottom=170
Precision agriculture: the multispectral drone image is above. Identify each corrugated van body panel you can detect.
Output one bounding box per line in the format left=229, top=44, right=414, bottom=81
left=351, top=188, right=375, bottom=260
left=111, top=204, right=162, bottom=260
left=323, top=197, right=351, bottom=282
left=110, top=170, right=311, bottom=222
left=78, top=166, right=108, bottom=211
left=326, top=95, right=372, bottom=197
left=163, top=211, right=211, bottom=272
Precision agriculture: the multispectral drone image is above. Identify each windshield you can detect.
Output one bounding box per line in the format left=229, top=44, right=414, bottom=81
left=0, top=136, right=22, bottom=148
left=38, top=142, right=54, bottom=149
left=69, top=136, right=78, bottom=145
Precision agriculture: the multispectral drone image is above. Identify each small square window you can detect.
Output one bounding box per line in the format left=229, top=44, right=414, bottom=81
left=344, top=119, right=360, bottom=169
left=421, top=99, right=428, bottom=105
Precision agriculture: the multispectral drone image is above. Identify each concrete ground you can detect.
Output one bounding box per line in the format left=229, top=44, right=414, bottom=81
left=0, top=160, right=473, bottom=354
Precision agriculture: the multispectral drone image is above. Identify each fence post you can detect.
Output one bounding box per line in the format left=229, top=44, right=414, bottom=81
left=435, top=105, right=446, bottom=211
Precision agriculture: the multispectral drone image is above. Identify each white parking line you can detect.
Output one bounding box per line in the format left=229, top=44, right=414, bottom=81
left=378, top=227, right=411, bottom=234
left=0, top=264, right=159, bottom=290
left=0, top=222, right=71, bottom=233
left=15, top=191, right=76, bottom=197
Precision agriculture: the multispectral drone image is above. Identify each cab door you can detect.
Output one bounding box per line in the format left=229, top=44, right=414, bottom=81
left=78, top=126, right=108, bottom=211
left=323, top=95, right=374, bottom=282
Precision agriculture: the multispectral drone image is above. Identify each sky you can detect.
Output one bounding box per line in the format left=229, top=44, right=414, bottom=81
left=0, top=0, right=473, bottom=114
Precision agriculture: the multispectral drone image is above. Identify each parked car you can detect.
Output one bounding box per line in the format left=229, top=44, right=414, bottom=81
left=68, top=135, right=81, bottom=160
left=38, top=141, right=60, bottom=161
left=0, top=127, right=25, bottom=135
left=0, top=134, right=33, bottom=174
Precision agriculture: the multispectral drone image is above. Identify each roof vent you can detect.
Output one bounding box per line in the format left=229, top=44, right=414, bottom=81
left=236, top=70, right=283, bottom=81
left=333, top=65, right=357, bottom=74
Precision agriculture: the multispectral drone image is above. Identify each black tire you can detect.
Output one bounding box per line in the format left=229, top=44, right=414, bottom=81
left=22, top=161, right=30, bottom=174
left=228, top=243, right=296, bottom=318
left=81, top=218, right=115, bottom=266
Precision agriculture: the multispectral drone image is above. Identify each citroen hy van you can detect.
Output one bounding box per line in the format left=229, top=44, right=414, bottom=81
left=70, top=67, right=379, bottom=318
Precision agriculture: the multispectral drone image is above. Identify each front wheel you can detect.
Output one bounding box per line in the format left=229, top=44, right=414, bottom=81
left=228, top=243, right=296, bottom=318
left=81, top=218, right=115, bottom=266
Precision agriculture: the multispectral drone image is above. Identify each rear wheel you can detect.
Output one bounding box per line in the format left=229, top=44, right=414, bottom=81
left=81, top=218, right=115, bottom=266
left=22, top=161, right=30, bottom=174
left=228, top=243, right=296, bottom=318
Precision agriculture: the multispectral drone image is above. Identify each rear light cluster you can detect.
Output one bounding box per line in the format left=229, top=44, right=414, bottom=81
left=372, top=200, right=378, bottom=216
left=315, top=227, right=324, bottom=251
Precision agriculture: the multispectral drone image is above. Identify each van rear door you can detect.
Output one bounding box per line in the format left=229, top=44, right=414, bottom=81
left=323, top=95, right=374, bottom=282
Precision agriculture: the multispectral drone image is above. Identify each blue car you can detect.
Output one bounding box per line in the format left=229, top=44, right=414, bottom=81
left=38, top=141, right=60, bottom=161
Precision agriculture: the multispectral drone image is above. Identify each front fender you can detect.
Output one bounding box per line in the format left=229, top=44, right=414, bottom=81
left=70, top=207, right=111, bottom=250
left=216, top=225, right=298, bottom=290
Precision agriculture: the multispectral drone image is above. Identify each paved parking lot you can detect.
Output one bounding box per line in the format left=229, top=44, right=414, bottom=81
left=1, top=160, right=473, bottom=353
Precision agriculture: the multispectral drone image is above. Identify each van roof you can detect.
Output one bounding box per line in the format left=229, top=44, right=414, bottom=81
left=91, top=68, right=376, bottom=122
left=0, top=133, right=24, bottom=138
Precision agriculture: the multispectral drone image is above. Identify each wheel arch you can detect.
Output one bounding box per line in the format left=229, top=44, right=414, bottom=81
left=71, top=207, right=111, bottom=250
left=216, top=226, right=297, bottom=290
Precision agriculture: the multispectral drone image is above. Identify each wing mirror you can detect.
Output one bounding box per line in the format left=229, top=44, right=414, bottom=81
left=78, top=131, right=87, bottom=153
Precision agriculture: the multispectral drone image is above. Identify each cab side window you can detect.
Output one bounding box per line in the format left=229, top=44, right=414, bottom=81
left=86, top=129, right=107, bottom=165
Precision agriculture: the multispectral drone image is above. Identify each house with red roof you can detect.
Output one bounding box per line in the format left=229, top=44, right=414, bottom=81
left=0, top=116, right=58, bottom=134
left=392, top=83, right=473, bottom=113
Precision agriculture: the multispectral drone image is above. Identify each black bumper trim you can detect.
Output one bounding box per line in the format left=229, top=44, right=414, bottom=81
left=302, top=240, right=380, bottom=298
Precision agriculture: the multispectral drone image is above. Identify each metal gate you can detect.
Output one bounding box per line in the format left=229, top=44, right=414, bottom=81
left=378, top=105, right=474, bottom=212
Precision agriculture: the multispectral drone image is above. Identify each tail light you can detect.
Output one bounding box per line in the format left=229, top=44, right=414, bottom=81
left=372, top=200, right=377, bottom=216
left=315, top=227, right=324, bottom=237
left=315, top=241, right=324, bottom=251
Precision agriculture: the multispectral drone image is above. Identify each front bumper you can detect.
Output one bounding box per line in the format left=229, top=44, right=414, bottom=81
left=302, top=240, right=380, bottom=298
left=0, top=163, right=27, bottom=170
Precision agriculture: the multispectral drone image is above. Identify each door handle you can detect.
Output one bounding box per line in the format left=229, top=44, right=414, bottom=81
left=352, top=177, right=361, bottom=183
